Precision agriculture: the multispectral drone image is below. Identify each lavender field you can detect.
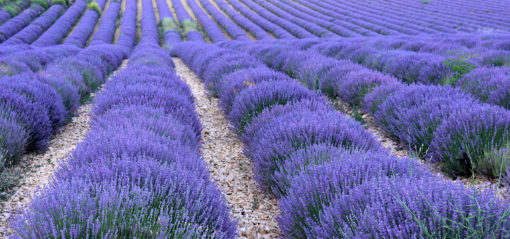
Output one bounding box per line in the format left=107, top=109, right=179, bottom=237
left=0, top=0, right=509, bottom=238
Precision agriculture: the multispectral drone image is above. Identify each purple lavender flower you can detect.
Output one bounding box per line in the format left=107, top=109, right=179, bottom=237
left=429, top=104, right=510, bottom=177
left=315, top=177, right=509, bottom=238
left=278, top=151, right=431, bottom=238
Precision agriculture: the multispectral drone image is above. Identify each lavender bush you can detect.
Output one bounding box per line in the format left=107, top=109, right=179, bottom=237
left=429, top=104, right=510, bottom=178
left=278, top=152, right=431, bottom=238
left=375, top=84, right=478, bottom=155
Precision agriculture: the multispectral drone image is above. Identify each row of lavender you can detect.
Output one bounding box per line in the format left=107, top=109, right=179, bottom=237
left=312, top=33, right=510, bottom=62
left=190, top=0, right=314, bottom=40
left=8, top=46, right=238, bottom=238
left=0, top=0, right=122, bottom=173
left=64, top=0, right=107, bottom=47
left=156, top=0, right=243, bottom=45
left=179, top=0, right=510, bottom=183
left=269, top=33, right=510, bottom=110
left=219, top=39, right=510, bottom=190
left=0, top=3, right=45, bottom=43
left=0, top=0, right=114, bottom=89
left=8, top=0, right=237, bottom=236
left=0, top=0, right=30, bottom=25
left=2, top=3, right=65, bottom=45
left=173, top=41, right=510, bottom=238
left=155, top=0, right=181, bottom=48
left=197, top=0, right=250, bottom=40
left=0, top=0, right=100, bottom=58
left=184, top=0, right=510, bottom=41
left=292, top=0, right=510, bottom=34
left=313, top=0, right=510, bottom=32
left=164, top=0, right=261, bottom=42
left=211, top=0, right=271, bottom=40
left=186, top=0, right=228, bottom=42
left=171, top=0, right=204, bottom=41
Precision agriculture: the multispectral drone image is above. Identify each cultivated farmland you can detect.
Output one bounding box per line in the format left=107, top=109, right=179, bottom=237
left=0, top=0, right=509, bottom=238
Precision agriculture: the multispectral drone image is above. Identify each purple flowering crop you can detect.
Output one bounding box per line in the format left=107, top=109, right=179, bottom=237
left=32, top=0, right=88, bottom=46
left=9, top=1, right=236, bottom=235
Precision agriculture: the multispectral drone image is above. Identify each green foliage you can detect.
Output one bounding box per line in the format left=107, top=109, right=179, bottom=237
left=30, top=0, right=48, bottom=8
left=442, top=57, right=476, bottom=85
left=3, top=4, right=18, bottom=16
left=420, top=0, right=429, bottom=3
left=87, top=1, right=100, bottom=14
left=395, top=188, right=510, bottom=239
left=333, top=100, right=365, bottom=125
left=51, top=0, right=67, bottom=6
left=181, top=19, right=198, bottom=33
left=479, top=144, right=510, bottom=179
left=333, top=100, right=346, bottom=113
left=1, top=0, right=31, bottom=16
left=350, top=105, right=366, bottom=126
left=161, top=17, right=179, bottom=32
left=0, top=167, right=23, bottom=201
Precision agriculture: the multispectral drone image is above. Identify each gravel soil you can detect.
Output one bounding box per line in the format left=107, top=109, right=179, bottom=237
left=174, top=58, right=280, bottom=239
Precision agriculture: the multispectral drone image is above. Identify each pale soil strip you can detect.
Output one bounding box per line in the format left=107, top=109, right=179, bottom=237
left=179, top=0, right=212, bottom=42
left=136, top=0, right=142, bottom=43
left=193, top=0, right=233, bottom=39
left=152, top=0, right=160, bottom=23
left=152, top=0, right=161, bottom=45
left=113, top=0, right=126, bottom=43
left=208, top=0, right=256, bottom=40
left=0, top=60, right=129, bottom=238
left=335, top=98, right=509, bottom=199
left=174, top=58, right=280, bottom=239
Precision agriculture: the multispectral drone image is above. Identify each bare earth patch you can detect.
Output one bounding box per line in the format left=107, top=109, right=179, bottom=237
left=174, top=58, right=280, bottom=239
